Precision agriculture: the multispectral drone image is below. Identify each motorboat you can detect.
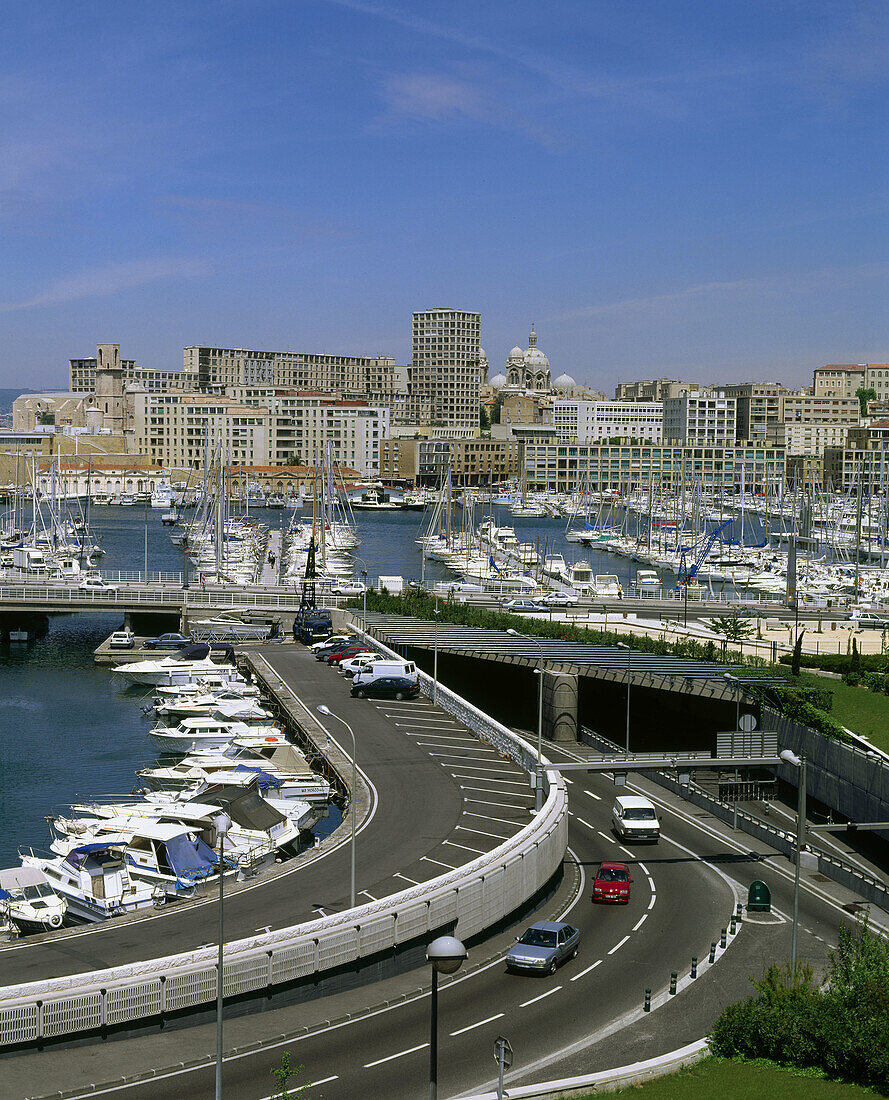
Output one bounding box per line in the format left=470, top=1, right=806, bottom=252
left=0, top=865, right=68, bottom=934
left=112, top=644, right=238, bottom=687
left=148, top=716, right=282, bottom=755
left=189, top=615, right=277, bottom=641
left=21, top=842, right=166, bottom=922
left=153, top=695, right=273, bottom=722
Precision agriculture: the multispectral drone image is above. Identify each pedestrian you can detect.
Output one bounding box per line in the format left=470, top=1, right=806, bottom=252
left=617, top=583, right=623, bottom=599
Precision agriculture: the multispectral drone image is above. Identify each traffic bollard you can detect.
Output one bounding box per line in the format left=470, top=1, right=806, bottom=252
left=720, top=928, right=727, bottom=949
left=710, top=941, right=717, bottom=963
left=690, top=956, right=697, bottom=979
left=669, top=971, right=677, bottom=995
left=730, top=915, right=737, bottom=935
left=644, top=988, right=651, bottom=1012
left=736, top=902, right=743, bottom=922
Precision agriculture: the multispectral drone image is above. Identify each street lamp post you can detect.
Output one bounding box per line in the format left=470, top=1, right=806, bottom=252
left=317, top=705, right=357, bottom=909
left=353, top=555, right=368, bottom=630
left=507, top=628, right=545, bottom=811
left=213, top=810, right=232, bottom=1100
left=432, top=608, right=441, bottom=704
left=426, top=936, right=467, bottom=1100
left=780, top=748, right=807, bottom=969
left=616, top=642, right=631, bottom=753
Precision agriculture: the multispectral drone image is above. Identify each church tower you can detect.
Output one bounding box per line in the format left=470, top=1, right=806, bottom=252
left=94, top=342, right=125, bottom=432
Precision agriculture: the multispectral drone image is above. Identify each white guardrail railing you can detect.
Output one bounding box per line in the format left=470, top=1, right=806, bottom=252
left=0, top=639, right=568, bottom=1047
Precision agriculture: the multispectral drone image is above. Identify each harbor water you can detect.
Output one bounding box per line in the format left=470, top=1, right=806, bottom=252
left=0, top=501, right=759, bottom=868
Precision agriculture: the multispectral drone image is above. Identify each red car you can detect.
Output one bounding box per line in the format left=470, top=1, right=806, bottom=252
left=592, top=862, right=632, bottom=904
left=326, top=646, right=373, bottom=666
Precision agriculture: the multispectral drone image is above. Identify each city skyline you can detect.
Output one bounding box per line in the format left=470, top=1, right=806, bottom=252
left=3, top=1, right=888, bottom=390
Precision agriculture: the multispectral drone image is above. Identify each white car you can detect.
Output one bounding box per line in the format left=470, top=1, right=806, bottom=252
left=79, top=576, right=118, bottom=592
left=309, top=634, right=354, bottom=652
left=541, top=592, right=578, bottom=607
left=329, top=582, right=366, bottom=597
left=339, top=652, right=385, bottom=678
left=109, top=630, right=135, bottom=649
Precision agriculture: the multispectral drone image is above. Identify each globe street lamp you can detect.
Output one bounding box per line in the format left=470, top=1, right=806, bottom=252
left=506, top=628, right=545, bottom=811
left=213, top=810, right=232, bottom=1100
left=616, top=642, right=632, bottom=753
left=780, top=748, right=807, bottom=968
left=317, top=705, right=357, bottom=909
left=427, top=935, right=467, bottom=1100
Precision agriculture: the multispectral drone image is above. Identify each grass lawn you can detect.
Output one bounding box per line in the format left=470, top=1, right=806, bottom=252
left=794, top=670, right=889, bottom=754
left=577, top=1056, right=881, bottom=1099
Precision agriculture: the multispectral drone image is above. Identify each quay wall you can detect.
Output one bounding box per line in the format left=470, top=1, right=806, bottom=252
left=0, top=636, right=568, bottom=1048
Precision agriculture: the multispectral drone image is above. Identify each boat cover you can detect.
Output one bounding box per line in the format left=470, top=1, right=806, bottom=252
left=172, top=644, right=211, bottom=661
left=164, top=833, right=217, bottom=880
left=230, top=765, right=284, bottom=789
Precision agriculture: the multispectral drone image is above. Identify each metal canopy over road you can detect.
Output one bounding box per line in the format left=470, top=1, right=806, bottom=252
left=363, top=612, right=735, bottom=681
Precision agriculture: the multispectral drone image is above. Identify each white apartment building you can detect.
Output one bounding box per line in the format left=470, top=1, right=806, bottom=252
left=132, top=391, right=387, bottom=476
left=663, top=394, right=736, bottom=444
left=551, top=400, right=663, bottom=443
left=410, top=309, right=481, bottom=434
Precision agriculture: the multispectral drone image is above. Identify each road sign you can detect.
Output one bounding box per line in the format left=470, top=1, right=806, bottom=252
left=493, top=1035, right=514, bottom=1069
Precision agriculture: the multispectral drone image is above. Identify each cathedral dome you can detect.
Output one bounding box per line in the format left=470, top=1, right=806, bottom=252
left=554, top=372, right=576, bottom=389
left=489, top=372, right=507, bottom=389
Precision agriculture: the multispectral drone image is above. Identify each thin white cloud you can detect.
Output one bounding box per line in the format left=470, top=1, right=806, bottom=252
left=554, top=261, right=889, bottom=321
left=0, top=258, right=210, bottom=313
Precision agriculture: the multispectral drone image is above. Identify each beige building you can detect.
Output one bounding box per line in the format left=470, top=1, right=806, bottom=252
left=70, top=343, right=188, bottom=394
left=813, top=364, right=866, bottom=399
left=380, top=437, right=520, bottom=487
left=183, top=345, right=405, bottom=394
left=614, top=379, right=714, bottom=401
left=410, top=309, right=481, bottom=434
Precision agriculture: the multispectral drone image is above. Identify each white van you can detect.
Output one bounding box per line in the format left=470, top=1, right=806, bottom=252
left=611, top=795, right=660, bottom=842
left=351, top=660, right=417, bottom=688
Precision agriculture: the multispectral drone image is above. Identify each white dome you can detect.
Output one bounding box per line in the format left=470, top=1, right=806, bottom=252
left=554, top=372, right=576, bottom=388
left=509, top=346, right=524, bottom=360
left=489, top=373, right=508, bottom=389
left=479, top=347, right=487, bottom=359
left=525, top=347, right=549, bottom=367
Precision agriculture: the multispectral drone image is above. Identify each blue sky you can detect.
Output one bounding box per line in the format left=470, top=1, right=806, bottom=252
left=2, top=0, right=888, bottom=392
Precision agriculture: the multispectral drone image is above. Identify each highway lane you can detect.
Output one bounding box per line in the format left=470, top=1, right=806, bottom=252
left=35, top=749, right=741, bottom=1100
left=0, top=646, right=528, bottom=986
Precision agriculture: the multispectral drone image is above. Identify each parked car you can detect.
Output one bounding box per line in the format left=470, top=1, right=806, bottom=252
left=591, top=861, right=632, bottom=904
left=78, top=575, right=118, bottom=592
left=328, top=582, right=366, bottom=596
left=505, top=921, right=580, bottom=974
left=143, top=632, right=192, bottom=650
left=503, top=599, right=550, bottom=614
left=326, top=645, right=373, bottom=666
left=339, top=653, right=385, bottom=678
left=350, top=676, right=420, bottom=700
left=108, top=630, right=135, bottom=649
left=314, top=639, right=363, bottom=661
left=309, top=634, right=354, bottom=653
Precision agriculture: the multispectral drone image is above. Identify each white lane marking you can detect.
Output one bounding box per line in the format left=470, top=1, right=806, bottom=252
left=443, top=839, right=486, bottom=855
left=618, top=845, right=632, bottom=857
left=608, top=935, right=630, bottom=955
left=426, top=748, right=498, bottom=756
left=519, top=985, right=561, bottom=1008
left=465, top=797, right=533, bottom=811
left=597, top=830, right=616, bottom=844
left=575, top=816, right=595, bottom=830
left=451, top=774, right=529, bottom=786
left=420, top=856, right=457, bottom=870
left=258, top=1076, right=338, bottom=1099
left=458, top=784, right=535, bottom=800
left=570, top=959, right=602, bottom=982
left=563, top=776, right=574, bottom=785
left=648, top=894, right=656, bottom=910
left=364, top=1043, right=429, bottom=1068
left=464, top=811, right=529, bottom=828
left=443, top=763, right=523, bottom=774
left=585, top=790, right=602, bottom=801
left=638, top=862, right=649, bottom=874
left=633, top=914, right=648, bottom=931
left=404, top=731, right=475, bottom=740
left=568, top=810, right=575, bottom=817
left=456, top=824, right=516, bottom=841
left=312, top=906, right=329, bottom=916
left=359, top=890, right=378, bottom=902
left=451, top=1012, right=505, bottom=1036
left=393, top=872, right=421, bottom=885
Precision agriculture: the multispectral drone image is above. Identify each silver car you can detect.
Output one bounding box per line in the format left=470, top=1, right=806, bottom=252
left=505, top=921, right=580, bottom=975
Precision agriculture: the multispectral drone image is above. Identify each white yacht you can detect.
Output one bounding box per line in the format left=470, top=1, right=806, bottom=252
left=148, top=716, right=281, bottom=755
left=0, top=865, right=68, bottom=934
left=112, top=644, right=238, bottom=687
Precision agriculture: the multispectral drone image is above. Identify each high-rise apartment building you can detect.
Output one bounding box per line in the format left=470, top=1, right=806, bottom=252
left=663, top=394, right=736, bottom=444
left=410, top=309, right=481, bottom=434
left=70, top=343, right=187, bottom=394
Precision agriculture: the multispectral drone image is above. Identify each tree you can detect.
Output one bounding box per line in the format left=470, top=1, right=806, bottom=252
left=710, top=614, right=754, bottom=643
left=791, top=629, right=805, bottom=676
left=491, top=394, right=504, bottom=425
left=856, top=386, right=877, bottom=416
left=270, top=1052, right=310, bottom=1099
